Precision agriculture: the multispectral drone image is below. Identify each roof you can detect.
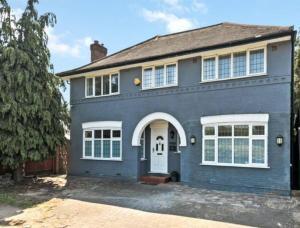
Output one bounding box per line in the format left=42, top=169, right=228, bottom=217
left=58, top=22, right=294, bottom=77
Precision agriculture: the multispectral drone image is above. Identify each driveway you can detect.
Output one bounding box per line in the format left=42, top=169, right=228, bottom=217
left=0, top=175, right=299, bottom=228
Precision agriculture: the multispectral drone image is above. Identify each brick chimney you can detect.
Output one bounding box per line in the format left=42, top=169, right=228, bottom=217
left=90, top=40, right=107, bottom=62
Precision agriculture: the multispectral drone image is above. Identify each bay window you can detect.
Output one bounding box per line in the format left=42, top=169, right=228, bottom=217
left=202, top=47, right=266, bottom=81
left=85, top=72, right=119, bottom=97
left=142, top=63, right=177, bottom=89
left=201, top=114, right=268, bottom=168
left=82, top=121, right=122, bottom=160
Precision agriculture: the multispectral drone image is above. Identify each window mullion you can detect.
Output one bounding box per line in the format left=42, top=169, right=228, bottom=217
left=164, top=64, right=167, bottom=86
left=215, top=125, right=218, bottom=163
left=109, top=74, right=112, bottom=94
left=110, top=130, right=113, bottom=159
left=92, top=130, right=94, bottom=158
left=246, top=50, right=250, bottom=76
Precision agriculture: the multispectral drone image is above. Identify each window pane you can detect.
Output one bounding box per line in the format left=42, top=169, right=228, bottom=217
left=218, top=55, right=231, bottom=79
left=85, top=131, right=92, bottom=138
left=112, top=141, right=121, bottom=158
left=111, top=74, right=119, bottom=93
left=203, top=58, right=216, bottom=80
left=84, top=141, right=92, bottom=157
left=86, top=78, right=93, bottom=96
left=95, top=77, right=102, bottom=96
left=234, top=125, right=249, bottom=136
left=155, top=66, right=164, bottom=87
left=218, top=138, right=232, bottom=163
left=233, top=52, right=246, bottom=77
left=103, top=75, right=110, bottom=95
left=252, top=126, right=265, bottom=135
left=113, top=130, right=121, bottom=138
left=218, top=126, right=232, bottom=136
left=204, top=139, right=215, bottom=161
left=234, top=139, right=249, bottom=164
left=252, top=140, right=265, bottom=163
left=166, top=64, right=176, bottom=85
left=103, top=130, right=111, bottom=138
left=143, top=68, right=152, bottom=88
left=250, top=49, right=265, bottom=74
left=205, top=127, right=215, bottom=136
left=94, top=140, right=101, bottom=157
left=95, top=130, right=102, bottom=139
left=103, top=140, right=110, bottom=158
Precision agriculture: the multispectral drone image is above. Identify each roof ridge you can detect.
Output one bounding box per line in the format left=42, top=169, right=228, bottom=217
left=222, top=21, right=292, bottom=29
left=69, top=35, right=159, bottom=71
left=158, top=22, right=225, bottom=38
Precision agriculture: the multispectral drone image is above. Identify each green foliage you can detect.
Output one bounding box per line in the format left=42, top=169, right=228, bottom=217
left=0, top=0, right=69, bottom=169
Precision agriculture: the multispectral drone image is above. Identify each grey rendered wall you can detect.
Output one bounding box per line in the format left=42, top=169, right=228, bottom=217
left=69, top=41, right=291, bottom=192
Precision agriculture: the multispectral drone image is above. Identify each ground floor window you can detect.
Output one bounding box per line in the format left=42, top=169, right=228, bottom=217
left=82, top=122, right=122, bottom=160
left=201, top=114, right=268, bottom=168
left=140, top=131, right=146, bottom=160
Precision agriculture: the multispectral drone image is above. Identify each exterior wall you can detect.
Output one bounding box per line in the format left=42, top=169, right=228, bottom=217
left=69, top=41, right=292, bottom=192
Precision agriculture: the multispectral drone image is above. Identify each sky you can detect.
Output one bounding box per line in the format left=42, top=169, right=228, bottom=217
left=9, top=0, right=300, bottom=103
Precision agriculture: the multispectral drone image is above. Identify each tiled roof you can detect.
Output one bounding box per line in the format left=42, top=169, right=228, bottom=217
left=58, top=22, right=293, bottom=77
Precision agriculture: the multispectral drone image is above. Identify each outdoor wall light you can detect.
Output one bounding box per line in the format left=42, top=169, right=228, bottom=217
left=134, top=78, right=141, bottom=86
left=190, top=135, right=196, bottom=145
left=276, top=135, right=284, bottom=146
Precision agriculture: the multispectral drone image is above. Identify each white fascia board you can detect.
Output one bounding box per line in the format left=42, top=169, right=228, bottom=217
left=82, top=121, right=122, bottom=129
left=200, top=114, right=269, bottom=125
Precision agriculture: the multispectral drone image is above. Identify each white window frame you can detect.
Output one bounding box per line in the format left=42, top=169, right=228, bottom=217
left=140, top=131, right=146, bottom=161
left=200, top=114, right=269, bottom=168
left=82, top=122, right=122, bottom=161
left=201, top=46, right=267, bottom=82
left=85, top=72, right=120, bottom=98
left=142, top=62, right=178, bottom=90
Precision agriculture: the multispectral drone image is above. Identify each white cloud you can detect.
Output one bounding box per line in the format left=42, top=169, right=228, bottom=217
left=11, top=8, right=23, bottom=21
left=45, top=27, right=92, bottom=58
left=192, top=0, right=208, bottom=14
left=142, top=9, right=195, bottom=33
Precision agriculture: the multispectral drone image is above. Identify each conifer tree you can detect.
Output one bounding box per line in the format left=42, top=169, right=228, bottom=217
left=0, top=0, right=69, bottom=179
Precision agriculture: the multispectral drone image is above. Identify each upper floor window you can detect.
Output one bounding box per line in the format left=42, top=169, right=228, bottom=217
left=85, top=73, right=119, bottom=97
left=201, top=114, right=269, bottom=168
left=202, top=47, right=266, bottom=82
left=142, top=63, right=177, bottom=89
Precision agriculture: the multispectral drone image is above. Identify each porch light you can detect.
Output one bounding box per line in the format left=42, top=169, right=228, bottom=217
left=134, top=78, right=141, bottom=86
left=276, top=135, right=283, bottom=146
left=190, top=135, right=196, bottom=145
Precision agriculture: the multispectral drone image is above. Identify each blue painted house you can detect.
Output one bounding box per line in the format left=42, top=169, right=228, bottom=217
left=58, top=22, right=297, bottom=194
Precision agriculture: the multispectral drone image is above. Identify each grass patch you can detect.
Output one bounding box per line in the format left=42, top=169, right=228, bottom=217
left=0, top=192, right=37, bottom=208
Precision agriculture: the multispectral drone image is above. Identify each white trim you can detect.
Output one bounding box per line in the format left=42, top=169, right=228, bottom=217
left=82, top=121, right=122, bottom=129
left=142, top=62, right=178, bottom=90
left=85, top=72, right=120, bottom=98
left=200, top=114, right=269, bottom=125
left=201, top=46, right=267, bottom=82
left=132, top=112, right=187, bottom=147
left=201, top=116, right=269, bottom=168
left=60, top=36, right=290, bottom=80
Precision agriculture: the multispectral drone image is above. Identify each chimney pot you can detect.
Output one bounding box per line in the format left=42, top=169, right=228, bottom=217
left=90, top=41, right=107, bottom=62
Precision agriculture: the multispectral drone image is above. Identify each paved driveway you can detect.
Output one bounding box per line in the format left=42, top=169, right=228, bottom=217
left=0, top=175, right=299, bottom=227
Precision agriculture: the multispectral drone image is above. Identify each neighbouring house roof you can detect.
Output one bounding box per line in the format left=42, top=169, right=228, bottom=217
left=57, top=22, right=294, bottom=77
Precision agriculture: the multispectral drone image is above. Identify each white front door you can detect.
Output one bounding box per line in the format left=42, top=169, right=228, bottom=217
left=150, top=121, right=168, bottom=173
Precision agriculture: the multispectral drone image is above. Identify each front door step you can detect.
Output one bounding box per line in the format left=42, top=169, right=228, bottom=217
left=140, top=174, right=170, bottom=185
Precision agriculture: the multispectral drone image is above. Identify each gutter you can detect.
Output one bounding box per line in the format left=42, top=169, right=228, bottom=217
left=291, top=29, right=297, bottom=190
left=57, top=30, right=294, bottom=77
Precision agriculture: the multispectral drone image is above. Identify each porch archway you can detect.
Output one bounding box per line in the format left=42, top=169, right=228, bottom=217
left=131, top=112, right=187, bottom=147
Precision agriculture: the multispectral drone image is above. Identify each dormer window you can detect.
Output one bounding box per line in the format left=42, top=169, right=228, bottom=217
left=142, top=63, right=177, bottom=90
left=85, top=73, right=119, bottom=97
left=202, top=47, right=266, bottom=82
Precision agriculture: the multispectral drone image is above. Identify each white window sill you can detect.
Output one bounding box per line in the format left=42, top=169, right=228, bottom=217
left=140, top=158, right=147, bottom=161
left=200, top=162, right=270, bottom=169
left=141, top=84, right=178, bottom=91
left=85, top=92, right=120, bottom=99
left=173, top=151, right=181, bottom=154
left=200, top=73, right=267, bottom=84
left=81, top=157, right=122, bottom=161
